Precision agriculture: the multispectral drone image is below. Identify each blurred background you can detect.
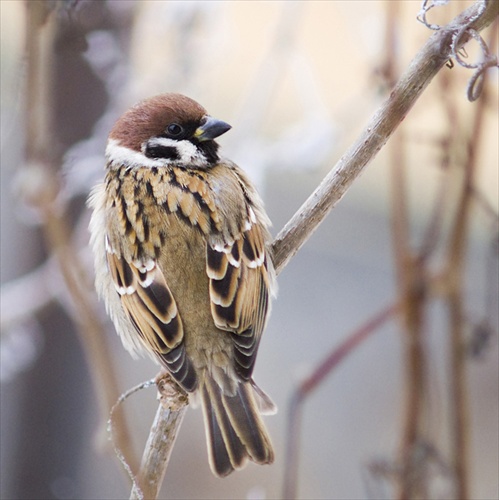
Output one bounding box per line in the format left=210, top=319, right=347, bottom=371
left=1, top=1, right=497, bottom=499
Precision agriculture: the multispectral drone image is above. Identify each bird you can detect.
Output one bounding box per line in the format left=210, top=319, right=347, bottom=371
left=88, top=93, right=276, bottom=477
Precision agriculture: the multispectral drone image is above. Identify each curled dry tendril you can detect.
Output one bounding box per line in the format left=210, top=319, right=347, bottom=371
left=418, top=0, right=498, bottom=101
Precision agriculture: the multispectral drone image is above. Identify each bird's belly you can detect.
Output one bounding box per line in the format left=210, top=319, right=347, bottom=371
left=160, top=216, right=233, bottom=373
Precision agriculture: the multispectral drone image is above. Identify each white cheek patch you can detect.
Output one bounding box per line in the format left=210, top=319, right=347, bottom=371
left=106, top=139, right=169, bottom=168
left=144, top=137, right=208, bottom=166
left=106, top=138, right=209, bottom=169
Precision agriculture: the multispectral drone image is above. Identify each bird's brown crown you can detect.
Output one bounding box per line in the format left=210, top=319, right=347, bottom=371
left=109, top=93, right=207, bottom=152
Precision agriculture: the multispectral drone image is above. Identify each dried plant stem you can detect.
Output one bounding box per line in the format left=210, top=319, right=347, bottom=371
left=444, top=166, right=473, bottom=500
left=391, top=120, right=430, bottom=500
left=23, top=1, right=138, bottom=475
left=396, top=257, right=429, bottom=499
left=132, top=2, right=498, bottom=497
left=444, top=25, right=494, bottom=498
left=384, top=2, right=429, bottom=497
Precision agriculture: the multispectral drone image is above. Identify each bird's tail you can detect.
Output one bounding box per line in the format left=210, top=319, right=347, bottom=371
left=199, top=374, right=276, bottom=477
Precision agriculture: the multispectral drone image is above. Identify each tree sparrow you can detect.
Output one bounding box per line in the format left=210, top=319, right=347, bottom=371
left=88, top=93, right=276, bottom=477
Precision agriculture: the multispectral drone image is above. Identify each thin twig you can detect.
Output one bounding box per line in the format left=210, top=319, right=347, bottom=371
left=108, top=379, right=157, bottom=494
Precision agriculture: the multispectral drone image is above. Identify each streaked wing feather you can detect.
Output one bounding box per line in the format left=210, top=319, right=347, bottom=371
left=207, top=222, right=271, bottom=380
left=209, top=260, right=241, bottom=308
left=106, top=251, right=184, bottom=353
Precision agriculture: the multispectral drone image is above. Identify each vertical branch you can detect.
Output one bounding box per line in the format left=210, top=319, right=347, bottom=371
left=444, top=146, right=472, bottom=500
left=22, top=1, right=138, bottom=475
left=385, top=1, right=410, bottom=266
left=382, top=3, right=430, bottom=498
left=25, top=1, right=55, bottom=166
left=444, top=23, right=495, bottom=497
left=396, top=258, right=429, bottom=499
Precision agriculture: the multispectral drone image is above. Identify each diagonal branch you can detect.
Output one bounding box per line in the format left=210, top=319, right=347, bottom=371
left=270, top=0, right=498, bottom=275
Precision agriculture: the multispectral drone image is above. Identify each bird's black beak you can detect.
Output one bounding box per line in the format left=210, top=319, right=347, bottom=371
left=194, top=116, right=232, bottom=142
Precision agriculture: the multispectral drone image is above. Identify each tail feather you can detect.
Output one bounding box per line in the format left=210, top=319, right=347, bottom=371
left=223, top=384, right=273, bottom=463
left=202, top=379, right=246, bottom=476
left=200, top=376, right=274, bottom=477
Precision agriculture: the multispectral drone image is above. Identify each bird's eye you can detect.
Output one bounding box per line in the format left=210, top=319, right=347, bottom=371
left=167, top=123, right=183, bottom=136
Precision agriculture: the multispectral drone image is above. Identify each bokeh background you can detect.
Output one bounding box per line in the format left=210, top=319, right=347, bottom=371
left=1, top=1, right=498, bottom=499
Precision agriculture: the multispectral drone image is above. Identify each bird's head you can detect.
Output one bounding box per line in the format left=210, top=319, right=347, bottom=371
left=106, top=93, right=231, bottom=169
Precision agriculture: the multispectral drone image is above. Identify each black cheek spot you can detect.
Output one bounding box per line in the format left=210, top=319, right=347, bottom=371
left=145, top=144, right=180, bottom=160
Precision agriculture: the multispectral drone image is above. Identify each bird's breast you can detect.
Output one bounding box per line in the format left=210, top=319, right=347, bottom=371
left=105, top=165, right=240, bottom=370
